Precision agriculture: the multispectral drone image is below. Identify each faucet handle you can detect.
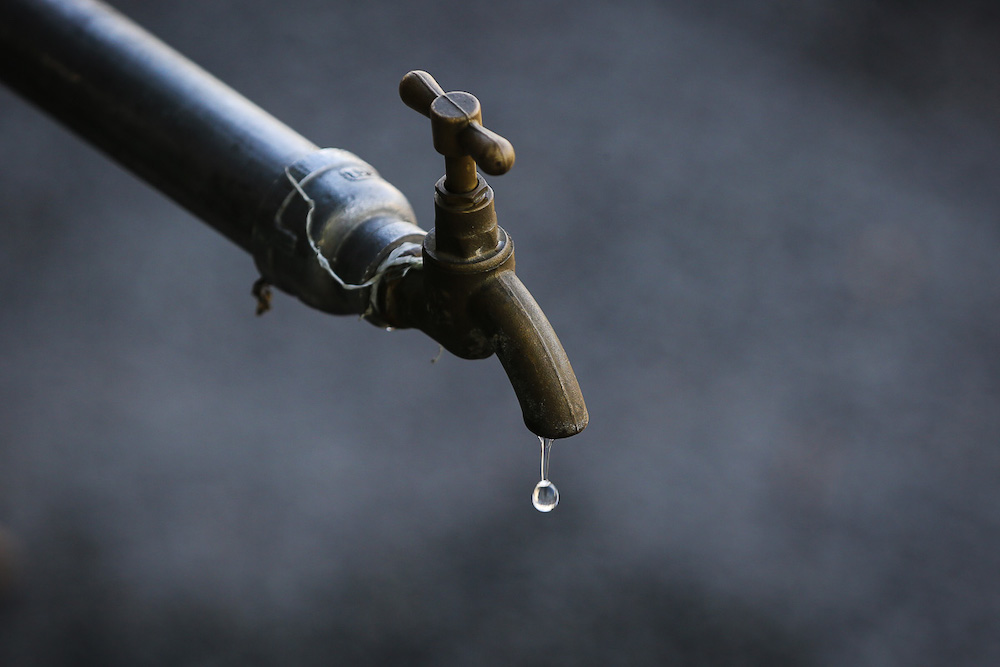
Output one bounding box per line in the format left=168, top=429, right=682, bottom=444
left=399, top=70, right=446, bottom=117
left=400, top=70, right=515, bottom=193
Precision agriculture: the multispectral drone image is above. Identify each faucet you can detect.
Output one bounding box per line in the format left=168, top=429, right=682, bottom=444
left=0, top=0, right=587, bottom=441
left=381, top=71, right=589, bottom=439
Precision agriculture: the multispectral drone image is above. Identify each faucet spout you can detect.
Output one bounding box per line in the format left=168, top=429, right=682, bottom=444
left=476, top=271, right=588, bottom=439
left=379, top=257, right=589, bottom=440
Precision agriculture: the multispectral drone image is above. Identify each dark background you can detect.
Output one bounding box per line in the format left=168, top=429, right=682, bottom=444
left=2, top=0, right=999, bottom=664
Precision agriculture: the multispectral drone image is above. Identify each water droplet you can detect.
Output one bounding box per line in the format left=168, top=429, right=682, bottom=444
left=532, top=479, right=559, bottom=512
left=531, top=436, right=559, bottom=512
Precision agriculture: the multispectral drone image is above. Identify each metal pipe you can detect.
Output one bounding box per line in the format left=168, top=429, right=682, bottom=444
left=0, top=0, right=424, bottom=318
left=0, top=0, right=318, bottom=251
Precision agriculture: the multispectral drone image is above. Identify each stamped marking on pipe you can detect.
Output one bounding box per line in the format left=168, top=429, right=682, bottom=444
left=339, top=166, right=375, bottom=181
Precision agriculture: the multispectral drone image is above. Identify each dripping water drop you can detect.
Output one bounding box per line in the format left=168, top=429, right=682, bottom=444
left=531, top=436, right=559, bottom=512
left=532, top=479, right=559, bottom=512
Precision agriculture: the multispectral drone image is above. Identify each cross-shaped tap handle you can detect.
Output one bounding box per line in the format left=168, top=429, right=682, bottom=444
left=400, top=70, right=515, bottom=193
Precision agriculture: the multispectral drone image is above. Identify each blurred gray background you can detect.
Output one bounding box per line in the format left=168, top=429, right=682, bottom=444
left=2, top=0, right=999, bottom=664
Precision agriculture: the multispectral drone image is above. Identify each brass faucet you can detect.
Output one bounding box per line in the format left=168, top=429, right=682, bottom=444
left=381, top=71, right=589, bottom=440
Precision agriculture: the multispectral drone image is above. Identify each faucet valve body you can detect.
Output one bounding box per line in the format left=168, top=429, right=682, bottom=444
left=422, top=176, right=515, bottom=359
left=430, top=175, right=501, bottom=261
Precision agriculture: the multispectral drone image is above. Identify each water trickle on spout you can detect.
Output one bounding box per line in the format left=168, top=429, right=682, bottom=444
left=532, top=436, right=559, bottom=512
